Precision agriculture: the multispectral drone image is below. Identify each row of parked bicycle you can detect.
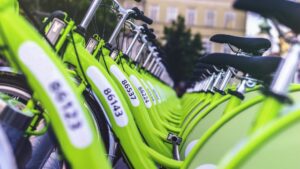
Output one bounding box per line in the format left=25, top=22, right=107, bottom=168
left=0, top=0, right=299, bottom=168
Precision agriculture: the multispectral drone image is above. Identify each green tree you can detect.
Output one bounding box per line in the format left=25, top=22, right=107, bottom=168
left=21, top=0, right=118, bottom=40
left=163, top=16, right=204, bottom=88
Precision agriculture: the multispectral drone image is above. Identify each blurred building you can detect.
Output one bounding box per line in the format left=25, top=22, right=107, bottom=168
left=121, top=0, right=247, bottom=53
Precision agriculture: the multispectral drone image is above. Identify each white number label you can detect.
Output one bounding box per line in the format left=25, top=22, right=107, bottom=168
left=140, top=79, right=156, bottom=105
left=110, top=65, right=139, bottom=107
left=19, top=42, right=92, bottom=148
left=130, top=75, right=152, bottom=108
left=87, top=66, right=128, bottom=127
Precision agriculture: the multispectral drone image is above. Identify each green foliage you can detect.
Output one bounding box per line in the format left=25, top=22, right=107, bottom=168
left=163, top=16, right=204, bottom=85
left=21, top=0, right=118, bottom=40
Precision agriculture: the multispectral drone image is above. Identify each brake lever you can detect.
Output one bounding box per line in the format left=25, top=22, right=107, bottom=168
left=125, top=20, right=137, bottom=30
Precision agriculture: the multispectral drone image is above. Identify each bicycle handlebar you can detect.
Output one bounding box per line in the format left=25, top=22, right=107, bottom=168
left=142, top=24, right=156, bottom=40
left=131, top=7, right=153, bottom=25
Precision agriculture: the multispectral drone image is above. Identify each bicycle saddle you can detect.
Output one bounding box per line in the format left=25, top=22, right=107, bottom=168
left=210, top=34, right=271, bottom=55
left=234, top=0, right=300, bottom=34
left=199, top=53, right=281, bottom=83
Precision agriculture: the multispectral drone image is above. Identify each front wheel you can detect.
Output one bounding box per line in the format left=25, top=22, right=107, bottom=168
left=0, top=71, right=63, bottom=169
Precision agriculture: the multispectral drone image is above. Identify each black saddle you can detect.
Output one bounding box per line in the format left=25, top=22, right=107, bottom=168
left=210, top=34, right=271, bottom=55
left=234, top=0, right=300, bottom=34
left=199, top=53, right=282, bottom=83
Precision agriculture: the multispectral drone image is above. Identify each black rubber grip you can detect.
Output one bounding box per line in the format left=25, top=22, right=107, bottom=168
left=147, top=33, right=156, bottom=40
left=149, top=28, right=154, bottom=32
left=141, top=24, right=156, bottom=40
left=131, top=7, right=153, bottom=25
left=139, top=14, right=153, bottom=25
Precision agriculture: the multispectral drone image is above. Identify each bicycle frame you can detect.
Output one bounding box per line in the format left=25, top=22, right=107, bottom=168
left=97, top=48, right=173, bottom=157
left=44, top=16, right=159, bottom=166
left=0, top=1, right=110, bottom=169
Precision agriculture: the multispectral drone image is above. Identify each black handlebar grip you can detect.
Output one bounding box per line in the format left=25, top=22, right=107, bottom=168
left=141, top=24, right=156, bottom=39
left=131, top=7, right=153, bottom=25
left=147, top=32, right=156, bottom=40
left=146, top=35, right=156, bottom=41
left=139, top=14, right=153, bottom=25
left=151, top=33, right=157, bottom=39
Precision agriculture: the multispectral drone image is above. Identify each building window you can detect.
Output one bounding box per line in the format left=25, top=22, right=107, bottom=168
left=149, top=5, right=160, bottom=22
left=166, top=7, right=178, bottom=23
left=224, top=12, right=236, bottom=29
left=186, top=8, right=197, bottom=25
left=204, top=10, right=216, bottom=27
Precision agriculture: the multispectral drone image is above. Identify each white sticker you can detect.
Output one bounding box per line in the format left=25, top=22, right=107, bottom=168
left=129, top=75, right=152, bottom=108
left=140, top=79, right=156, bottom=105
left=87, top=66, right=128, bottom=127
left=196, top=164, right=217, bottom=169
left=185, top=140, right=199, bottom=157
left=147, top=81, right=161, bottom=103
left=19, top=42, right=92, bottom=148
left=110, top=65, right=140, bottom=107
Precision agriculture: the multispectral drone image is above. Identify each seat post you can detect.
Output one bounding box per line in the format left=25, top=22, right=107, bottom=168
left=236, top=74, right=249, bottom=94
left=204, top=74, right=215, bottom=92
left=202, top=77, right=209, bottom=92
left=219, top=68, right=232, bottom=91
left=269, top=44, right=300, bottom=96
left=198, top=81, right=204, bottom=92
left=212, top=71, right=223, bottom=92
left=79, top=0, right=102, bottom=32
left=208, top=73, right=217, bottom=92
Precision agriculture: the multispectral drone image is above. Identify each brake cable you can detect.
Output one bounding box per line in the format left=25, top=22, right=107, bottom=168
left=70, top=31, right=91, bottom=88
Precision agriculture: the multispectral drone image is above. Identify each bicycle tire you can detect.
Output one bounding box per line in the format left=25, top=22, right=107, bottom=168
left=0, top=72, right=61, bottom=169
left=0, top=70, right=113, bottom=169
left=0, top=124, right=18, bottom=169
